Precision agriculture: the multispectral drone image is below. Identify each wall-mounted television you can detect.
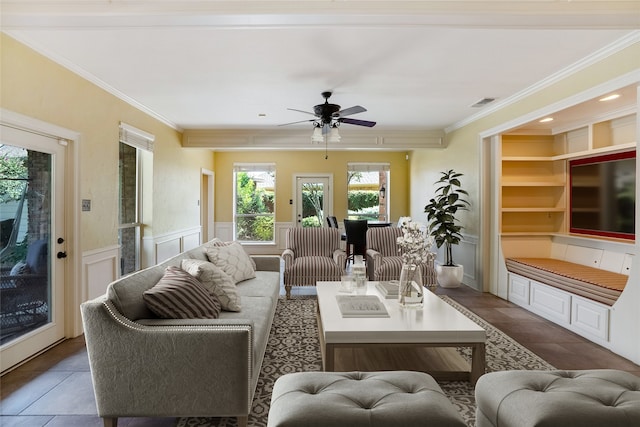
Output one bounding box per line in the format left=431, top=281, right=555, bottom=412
left=569, top=151, right=636, bottom=240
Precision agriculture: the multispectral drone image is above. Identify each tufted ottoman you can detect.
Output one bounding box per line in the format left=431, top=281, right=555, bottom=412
left=267, top=371, right=466, bottom=427
left=475, top=369, right=640, bottom=427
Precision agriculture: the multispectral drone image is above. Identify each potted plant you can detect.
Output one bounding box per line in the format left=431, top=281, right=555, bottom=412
left=423, top=169, right=470, bottom=288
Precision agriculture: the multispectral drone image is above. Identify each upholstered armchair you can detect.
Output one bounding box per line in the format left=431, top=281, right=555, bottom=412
left=282, top=228, right=346, bottom=298
left=365, top=227, right=437, bottom=286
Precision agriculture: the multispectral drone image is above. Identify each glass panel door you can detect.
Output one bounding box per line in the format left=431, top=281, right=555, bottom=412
left=295, top=176, right=331, bottom=227
left=0, top=126, right=65, bottom=372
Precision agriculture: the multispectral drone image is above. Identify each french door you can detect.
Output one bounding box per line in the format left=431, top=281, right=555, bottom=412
left=0, top=125, right=66, bottom=372
left=295, top=175, right=332, bottom=227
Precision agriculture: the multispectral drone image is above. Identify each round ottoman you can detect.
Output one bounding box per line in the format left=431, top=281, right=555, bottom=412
left=475, top=369, right=640, bottom=427
left=267, top=370, right=466, bottom=427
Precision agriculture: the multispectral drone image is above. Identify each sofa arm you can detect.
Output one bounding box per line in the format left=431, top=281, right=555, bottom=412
left=81, top=298, right=254, bottom=418
left=252, top=255, right=281, bottom=272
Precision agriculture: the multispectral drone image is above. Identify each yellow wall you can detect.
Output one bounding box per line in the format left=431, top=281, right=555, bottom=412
left=214, top=151, right=410, bottom=223
left=1, top=33, right=215, bottom=251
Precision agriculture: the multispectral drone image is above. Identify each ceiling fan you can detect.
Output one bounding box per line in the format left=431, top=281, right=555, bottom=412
left=281, top=91, right=377, bottom=134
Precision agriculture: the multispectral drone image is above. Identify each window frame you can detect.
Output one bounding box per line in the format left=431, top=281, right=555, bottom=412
left=347, top=162, right=390, bottom=221
left=118, top=123, right=154, bottom=275
left=233, top=163, right=276, bottom=243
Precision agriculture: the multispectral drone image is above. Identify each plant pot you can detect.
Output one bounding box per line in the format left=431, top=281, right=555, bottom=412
left=436, top=264, right=463, bottom=288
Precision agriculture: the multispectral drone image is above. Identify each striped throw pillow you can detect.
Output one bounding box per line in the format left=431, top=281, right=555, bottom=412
left=143, top=266, right=221, bottom=319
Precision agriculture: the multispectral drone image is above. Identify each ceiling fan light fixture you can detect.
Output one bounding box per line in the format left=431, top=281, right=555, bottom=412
left=329, top=123, right=341, bottom=142
left=311, top=124, right=324, bottom=143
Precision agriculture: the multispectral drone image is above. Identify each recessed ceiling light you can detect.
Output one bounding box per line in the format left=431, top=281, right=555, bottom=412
left=539, top=117, right=554, bottom=123
left=599, top=94, right=620, bottom=102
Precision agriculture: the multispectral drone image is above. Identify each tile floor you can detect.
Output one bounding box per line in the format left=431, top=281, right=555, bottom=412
left=2, top=283, right=639, bottom=426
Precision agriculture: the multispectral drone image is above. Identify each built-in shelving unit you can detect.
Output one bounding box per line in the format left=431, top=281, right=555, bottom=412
left=499, top=113, right=637, bottom=257
left=500, top=134, right=567, bottom=237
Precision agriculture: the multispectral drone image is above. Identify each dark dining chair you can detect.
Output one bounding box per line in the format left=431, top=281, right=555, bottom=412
left=343, top=219, right=368, bottom=267
left=327, top=216, right=346, bottom=241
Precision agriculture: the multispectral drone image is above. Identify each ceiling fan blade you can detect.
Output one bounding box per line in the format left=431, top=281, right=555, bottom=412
left=278, top=119, right=315, bottom=126
left=287, top=108, right=318, bottom=117
left=339, top=118, right=377, bottom=127
left=338, top=105, right=366, bottom=117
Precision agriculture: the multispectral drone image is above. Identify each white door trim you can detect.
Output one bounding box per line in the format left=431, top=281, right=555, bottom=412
left=0, top=109, right=81, bottom=343
left=292, top=173, right=333, bottom=227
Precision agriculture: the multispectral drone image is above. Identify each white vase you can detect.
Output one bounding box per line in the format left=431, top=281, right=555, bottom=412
left=436, top=264, right=464, bottom=288
left=398, top=264, right=424, bottom=308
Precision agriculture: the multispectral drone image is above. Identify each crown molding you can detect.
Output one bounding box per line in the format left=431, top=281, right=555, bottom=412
left=446, top=31, right=640, bottom=134
left=2, top=1, right=639, bottom=30
left=3, top=31, right=182, bottom=132
left=182, top=128, right=445, bottom=151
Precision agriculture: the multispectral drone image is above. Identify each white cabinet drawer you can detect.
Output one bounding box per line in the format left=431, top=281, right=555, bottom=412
left=530, top=281, right=571, bottom=325
left=571, top=295, right=609, bottom=341
left=508, top=274, right=530, bottom=307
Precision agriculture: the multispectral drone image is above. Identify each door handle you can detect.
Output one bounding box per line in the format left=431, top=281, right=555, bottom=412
left=57, top=251, right=67, bottom=259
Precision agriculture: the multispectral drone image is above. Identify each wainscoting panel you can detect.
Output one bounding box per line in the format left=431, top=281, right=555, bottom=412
left=213, top=222, right=234, bottom=242
left=82, top=245, right=119, bottom=301
left=155, top=238, right=182, bottom=264
left=142, top=226, right=202, bottom=266
left=433, top=233, right=478, bottom=290
left=182, top=230, right=202, bottom=252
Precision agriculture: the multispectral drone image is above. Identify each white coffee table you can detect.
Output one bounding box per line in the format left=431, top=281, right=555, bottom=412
left=316, top=281, right=487, bottom=384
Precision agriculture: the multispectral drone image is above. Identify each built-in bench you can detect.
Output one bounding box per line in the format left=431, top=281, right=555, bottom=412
left=504, top=243, right=633, bottom=345
left=505, top=257, right=627, bottom=306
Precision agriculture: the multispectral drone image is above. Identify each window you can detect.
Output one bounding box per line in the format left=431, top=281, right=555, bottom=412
left=347, top=163, right=389, bottom=221
left=234, top=163, right=275, bottom=242
left=118, top=123, right=154, bottom=275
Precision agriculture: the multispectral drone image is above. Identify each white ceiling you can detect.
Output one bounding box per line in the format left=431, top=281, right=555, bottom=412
left=2, top=1, right=639, bottom=136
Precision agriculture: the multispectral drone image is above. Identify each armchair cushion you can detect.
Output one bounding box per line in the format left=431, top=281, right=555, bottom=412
left=205, top=241, right=256, bottom=284
left=181, top=259, right=241, bottom=312
left=143, top=266, right=222, bottom=319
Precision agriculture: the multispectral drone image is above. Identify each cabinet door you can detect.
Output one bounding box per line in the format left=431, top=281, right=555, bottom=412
left=571, top=296, right=609, bottom=341
left=508, top=274, right=530, bottom=307
left=529, top=281, right=571, bottom=325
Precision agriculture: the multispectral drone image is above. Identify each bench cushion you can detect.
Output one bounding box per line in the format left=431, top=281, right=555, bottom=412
left=506, top=257, right=627, bottom=305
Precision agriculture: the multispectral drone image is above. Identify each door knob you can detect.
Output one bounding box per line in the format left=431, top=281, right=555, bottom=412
left=57, top=251, right=67, bottom=259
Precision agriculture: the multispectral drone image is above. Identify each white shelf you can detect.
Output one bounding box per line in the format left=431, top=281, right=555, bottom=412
left=502, top=207, right=565, bottom=212
left=501, top=181, right=565, bottom=187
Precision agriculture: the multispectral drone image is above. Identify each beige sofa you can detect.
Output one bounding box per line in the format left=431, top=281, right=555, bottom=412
left=80, top=241, right=281, bottom=427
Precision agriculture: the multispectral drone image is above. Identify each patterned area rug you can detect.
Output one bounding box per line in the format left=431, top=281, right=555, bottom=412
left=177, top=295, right=555, bottom=427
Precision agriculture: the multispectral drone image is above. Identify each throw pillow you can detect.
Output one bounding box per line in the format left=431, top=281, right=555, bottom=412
left=204, top=241, right=256, bottom=284
left=181, top=258, right=242, bottom=311
left=143, top=266, right=221, bottom=319
left=204, top=239, right=256, bottom=270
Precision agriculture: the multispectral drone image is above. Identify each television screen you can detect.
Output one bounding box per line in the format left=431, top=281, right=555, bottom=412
left=570, top=151, right=636, bottom=240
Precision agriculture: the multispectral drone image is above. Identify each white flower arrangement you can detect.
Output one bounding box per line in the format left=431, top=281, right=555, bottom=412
left=397, top=218, right=436, bottom=266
